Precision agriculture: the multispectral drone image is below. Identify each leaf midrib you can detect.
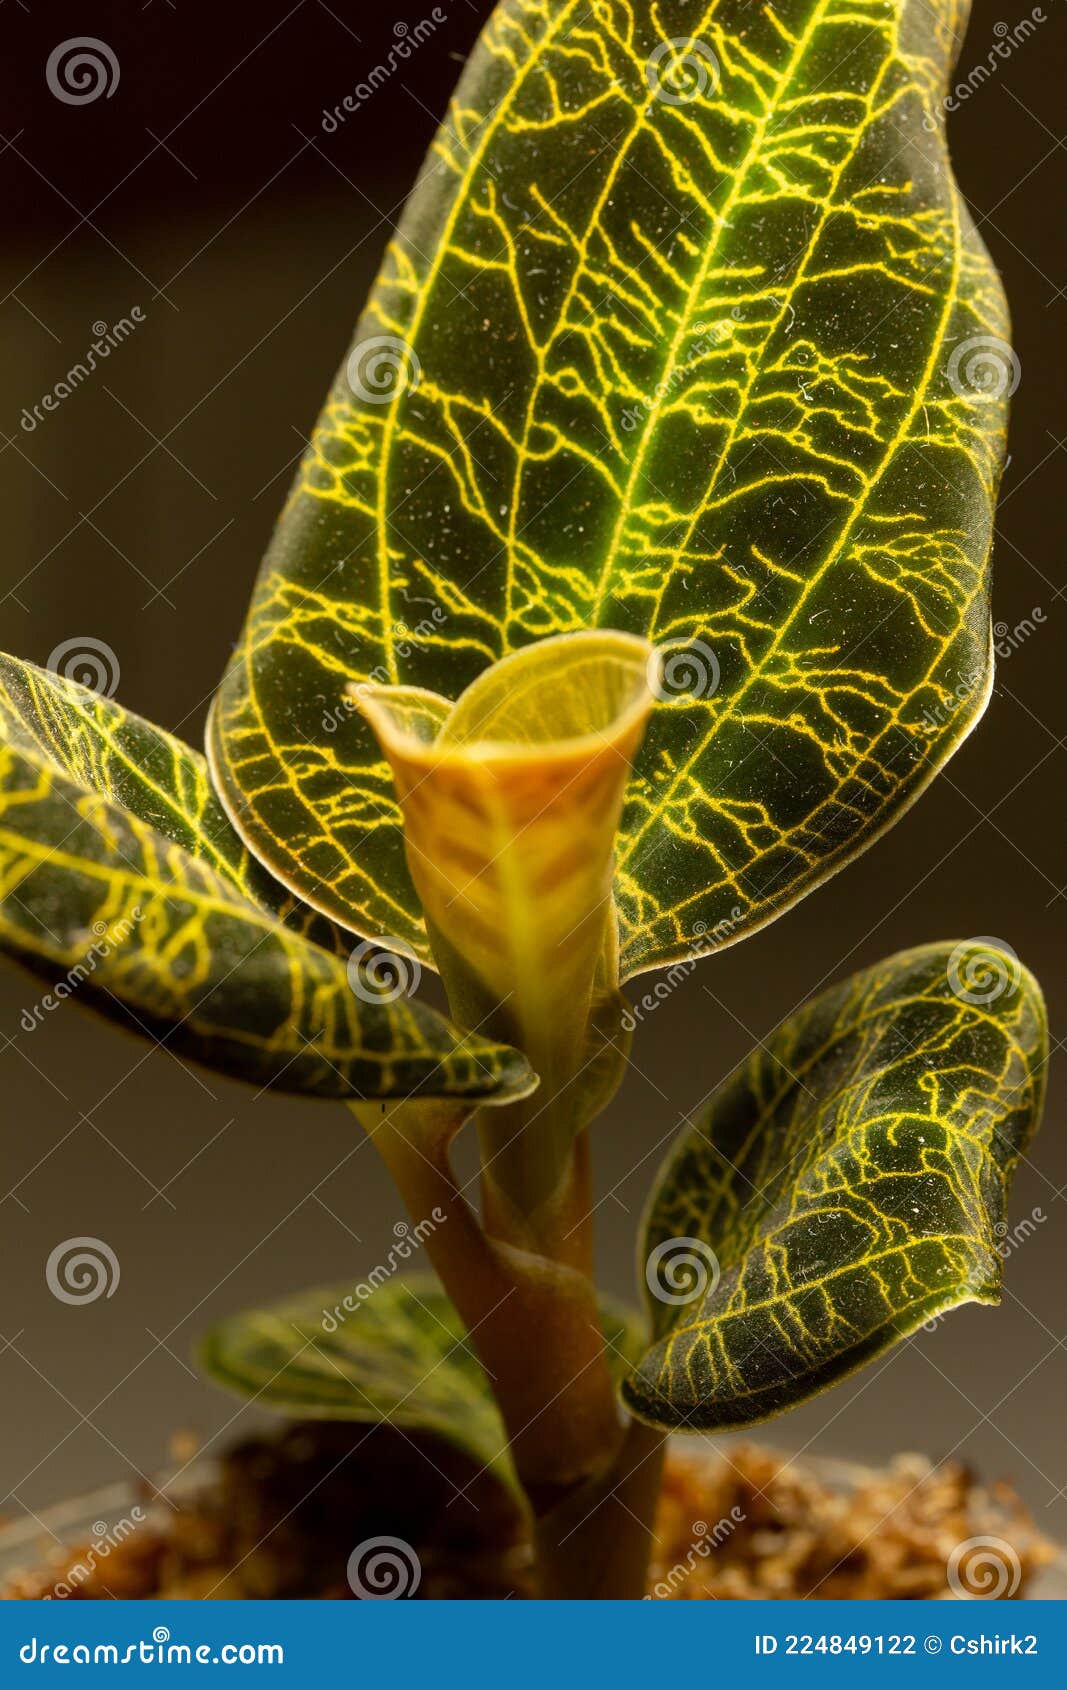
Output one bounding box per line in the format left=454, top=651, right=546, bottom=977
left=0, top=814, right=315, bottom=948
left=377, top=0, right=589, bottom=680
left=667, top=979, right=1034, bottom=1199
left=590, top=0, right=834, bottom=626
left=662, top=1226, right=996, bottom=1343
left=616, top=7, right=967, bottom=890
left=8, top=677, right=248, bottom=890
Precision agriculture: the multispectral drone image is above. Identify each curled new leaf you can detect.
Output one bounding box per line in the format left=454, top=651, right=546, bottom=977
left=623, top=943, right=1046, bottom=1431
left=211, top=0, right=1008, bottom=981
left=199, top=1276, right=645, bottom=1498
left=357, top=630, right=653, bottom=1088
left=0, top=658, right=531, bottom=1102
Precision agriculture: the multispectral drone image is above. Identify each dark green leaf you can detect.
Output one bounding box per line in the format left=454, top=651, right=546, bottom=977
left=0, top=652, right=347, bottom=952
left=210, top=0, right=1008, bottom=980
left=623, top=942, right=1046, bottom=1430
left=0, top=676, right=532, bottom=1102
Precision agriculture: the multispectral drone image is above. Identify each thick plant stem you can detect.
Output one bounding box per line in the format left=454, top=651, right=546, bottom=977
left=361, top=1100, right=664, bottom=1596
left=364, top=1100, right=664, bottom=1594
left=364, top=1102, right=627, bottom=1503
left=532, top=1416, right=666, bottom=1599
left=477, top=1115, right=627, bottom=1509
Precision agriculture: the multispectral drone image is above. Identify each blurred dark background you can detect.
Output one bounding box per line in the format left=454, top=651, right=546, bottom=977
left=1, top=1, right=1064, bottom=1543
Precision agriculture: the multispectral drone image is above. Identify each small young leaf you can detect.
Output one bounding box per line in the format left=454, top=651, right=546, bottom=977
left=0, top=694, right=531, bottom=1102
left=357, top=630, right=653, bottom=1091
left=199, top=1277, right=645, bottom=1497
left=623, top=943, right=1046, bottom=1431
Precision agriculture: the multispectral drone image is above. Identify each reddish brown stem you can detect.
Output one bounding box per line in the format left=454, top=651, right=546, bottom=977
left=367, top=1102, right=625, bottom=1499
left=362, top=1098, right=662, bottom=1597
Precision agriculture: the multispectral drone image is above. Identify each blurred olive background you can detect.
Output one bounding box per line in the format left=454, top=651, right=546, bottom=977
left=1, top=2, right=1064, bottom=1543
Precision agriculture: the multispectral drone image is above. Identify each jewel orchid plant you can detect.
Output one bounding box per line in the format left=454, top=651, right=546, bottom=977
left=0, top=0, right=1047, bottom=1601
